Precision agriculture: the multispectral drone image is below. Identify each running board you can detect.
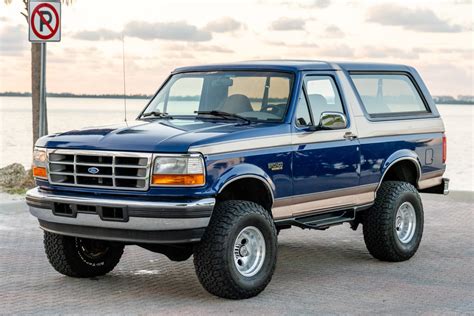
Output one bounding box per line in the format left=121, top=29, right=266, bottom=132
left=275, top=205, right=371, bottom=230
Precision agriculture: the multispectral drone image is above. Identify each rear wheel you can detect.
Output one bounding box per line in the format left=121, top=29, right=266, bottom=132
left=194, top=200, right=277, bottom=299
left=363, top=181, right=424, bottom=262
left=44, top=231, right=124, bottom=277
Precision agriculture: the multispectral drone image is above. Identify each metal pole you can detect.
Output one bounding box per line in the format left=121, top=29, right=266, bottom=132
left=38, top=42, right=48, bottom=136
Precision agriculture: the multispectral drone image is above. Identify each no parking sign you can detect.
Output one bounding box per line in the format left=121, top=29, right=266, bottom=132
left=29, top=0, right=61, bottom=42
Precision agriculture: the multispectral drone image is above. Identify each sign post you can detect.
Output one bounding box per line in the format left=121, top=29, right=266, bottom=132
left=28, top=0, right=61, bottom=137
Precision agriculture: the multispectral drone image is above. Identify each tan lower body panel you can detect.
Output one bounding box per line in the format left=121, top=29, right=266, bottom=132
left=272, top=184, right=377, bottom=219
left=418, top=170, right=445, bottom=190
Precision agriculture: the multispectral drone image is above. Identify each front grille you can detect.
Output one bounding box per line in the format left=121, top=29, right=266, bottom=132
left=47, top=149, right=153, bottom=191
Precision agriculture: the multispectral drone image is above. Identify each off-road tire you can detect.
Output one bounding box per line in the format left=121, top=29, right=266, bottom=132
left=363, top=181, right=424, bottom=262
left=44, top=231, right=124, bottom=278
left=194, top=200, right=277, bottom=299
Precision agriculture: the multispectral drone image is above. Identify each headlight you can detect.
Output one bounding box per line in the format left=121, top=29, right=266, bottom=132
left=151, top=154, right=205, bottom=186
left=32, top=148, right=47, bottom=179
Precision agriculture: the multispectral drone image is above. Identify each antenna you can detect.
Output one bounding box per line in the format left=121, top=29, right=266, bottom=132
left=121, top=32, right=128, bottom=124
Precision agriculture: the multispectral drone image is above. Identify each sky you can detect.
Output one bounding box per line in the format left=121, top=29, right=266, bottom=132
left=0, top=0, right=472, bottom=97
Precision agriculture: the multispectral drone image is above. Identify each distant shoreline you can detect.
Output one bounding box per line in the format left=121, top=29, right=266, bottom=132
left=0, top=92, right=151, bottom=100
left=1, top=92, right=473, bottom=105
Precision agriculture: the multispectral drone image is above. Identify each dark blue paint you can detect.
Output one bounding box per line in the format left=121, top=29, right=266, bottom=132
left=35, top=61, right=446, bottom=203
left=36, top=119, right=290, bottom=153
left=292, top=138, right=359, bottom=194
left=359, top=133, right=445, bottom=186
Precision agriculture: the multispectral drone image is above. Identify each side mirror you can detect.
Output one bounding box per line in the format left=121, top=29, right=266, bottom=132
left=318, top=112, right=347, bottom=130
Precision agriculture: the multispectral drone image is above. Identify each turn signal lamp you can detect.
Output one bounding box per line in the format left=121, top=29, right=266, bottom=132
left=32, top=148, right=48, bottom=179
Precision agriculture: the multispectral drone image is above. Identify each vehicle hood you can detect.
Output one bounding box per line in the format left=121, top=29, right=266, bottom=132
left=36, top=119, right=288, bottom=153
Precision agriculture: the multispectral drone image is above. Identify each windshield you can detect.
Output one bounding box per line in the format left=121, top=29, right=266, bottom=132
left=141, top=71, right=294, bottom=122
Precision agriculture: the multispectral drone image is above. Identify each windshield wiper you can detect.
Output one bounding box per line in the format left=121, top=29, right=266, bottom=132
left=141, top=111, right=173, bottom=119
left=195, top=111, right=251, bottom=124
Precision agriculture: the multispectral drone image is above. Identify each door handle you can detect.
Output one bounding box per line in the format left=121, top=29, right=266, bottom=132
left=344, top=132, right=358, bottom=140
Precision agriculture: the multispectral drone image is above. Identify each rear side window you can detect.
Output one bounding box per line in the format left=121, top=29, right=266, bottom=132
left=351, top=74, right=428, bottom=116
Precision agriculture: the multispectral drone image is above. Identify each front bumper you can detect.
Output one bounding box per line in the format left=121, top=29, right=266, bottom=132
left=26, top=187, right=215, bottom=244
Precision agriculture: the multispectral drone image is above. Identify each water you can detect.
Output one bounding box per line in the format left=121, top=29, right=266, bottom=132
left=0, top=96, right=473, bottom=191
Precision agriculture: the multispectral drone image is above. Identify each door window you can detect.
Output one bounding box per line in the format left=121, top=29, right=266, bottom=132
left=305, top=76, right=344, bottom=122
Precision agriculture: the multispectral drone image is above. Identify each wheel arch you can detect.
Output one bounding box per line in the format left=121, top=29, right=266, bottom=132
left=214, top=164, right=275, bottom=215
left=377, top=150, right=422, bottom=191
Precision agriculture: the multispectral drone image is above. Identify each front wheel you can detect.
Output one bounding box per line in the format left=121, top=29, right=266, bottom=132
left=44, top=231, right=124, bottom=278
left=193, top=200, right=277, bottom=299
left=363, top=181, right=424, bottom=262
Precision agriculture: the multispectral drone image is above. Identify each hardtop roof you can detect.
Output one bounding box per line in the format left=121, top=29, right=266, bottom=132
left=172, top=60, right=413, bottom=73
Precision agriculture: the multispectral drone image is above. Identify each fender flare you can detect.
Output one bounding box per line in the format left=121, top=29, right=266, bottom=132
left=376, top=149, right=422, bottom=191
left=214, top=163, right=275, bottom=204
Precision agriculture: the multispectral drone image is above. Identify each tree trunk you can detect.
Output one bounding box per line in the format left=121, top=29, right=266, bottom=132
left=31, top=43, right=41, bottom=147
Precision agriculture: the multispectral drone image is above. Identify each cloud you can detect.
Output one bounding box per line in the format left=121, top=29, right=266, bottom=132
left=359, top=46, right=419, bottom=59
left=271, top=17, right=306, bottom=31
left=367, top=4, right=462, bottom=33
left=313, top=0, right=331, bottom=8
left=417, top=63, right=473, bottom=96
left=204, top=17, right=243, bottom=33
left=164, top=43, right=233, bottom=53
left=0, top=24, right=27, bottom=56
left=279, top=0, right=331, bottom=9
left=124, top=21, right=212, bottom=41
left=72, top=28, right=121, bottom=41
left=325, top=25, right=344, bottom=37
left=265, top=40, right=318, bottom=48
left=318, top=44, right=354, bottom=57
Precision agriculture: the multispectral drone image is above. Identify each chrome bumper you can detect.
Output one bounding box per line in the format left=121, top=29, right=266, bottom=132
left=26, top=187, right=215, bottom=244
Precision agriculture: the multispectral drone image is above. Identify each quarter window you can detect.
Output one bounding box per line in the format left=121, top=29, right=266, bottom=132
left=295, top=89, right=312, bottom=126
left=350, top=74, right=428, bottom=116
left=305, top=76, right=344, bottom=122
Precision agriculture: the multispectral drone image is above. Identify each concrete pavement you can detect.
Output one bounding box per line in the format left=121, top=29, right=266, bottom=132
left=0, top=192, right=473, bottom=315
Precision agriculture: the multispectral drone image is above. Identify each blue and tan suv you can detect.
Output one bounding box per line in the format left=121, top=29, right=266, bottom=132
left=27, top=60, right=448, bottom=299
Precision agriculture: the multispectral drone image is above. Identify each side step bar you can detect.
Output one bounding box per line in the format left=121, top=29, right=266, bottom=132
left=275, top=204, right=371, bottom=230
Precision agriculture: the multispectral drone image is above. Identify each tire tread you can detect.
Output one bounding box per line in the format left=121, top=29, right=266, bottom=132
left=363, top=181, right=423, bottom=262
left=194, top=200, right=277, bottom=299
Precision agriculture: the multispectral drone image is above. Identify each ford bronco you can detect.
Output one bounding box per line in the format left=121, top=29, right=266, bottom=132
left=27, top=61, right=449, bottom=299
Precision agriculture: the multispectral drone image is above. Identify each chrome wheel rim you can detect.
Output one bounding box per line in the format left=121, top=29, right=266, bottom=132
left=395, top=202, right=417, bottom=244
left=233, top=226, right=266, bottom=277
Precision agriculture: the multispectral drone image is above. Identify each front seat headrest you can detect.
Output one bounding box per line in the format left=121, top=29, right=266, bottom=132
left=220, top=94, right=253, bottom=114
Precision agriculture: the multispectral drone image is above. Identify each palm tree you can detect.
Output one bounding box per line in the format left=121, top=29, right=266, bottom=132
left=5, top=0, right=73, bottom=145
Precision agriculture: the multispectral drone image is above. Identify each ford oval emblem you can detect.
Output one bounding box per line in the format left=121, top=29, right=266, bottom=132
left=87, top=167, right=100, bottom=174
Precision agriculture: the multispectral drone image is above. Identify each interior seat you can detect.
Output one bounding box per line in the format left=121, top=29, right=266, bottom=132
left=219, top=94, right=253, bottom=114
left=308, top=94, right=330, bottom=120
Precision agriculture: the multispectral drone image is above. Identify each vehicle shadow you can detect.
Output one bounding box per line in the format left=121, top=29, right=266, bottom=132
left=28, top=239, right=379, bottom=303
